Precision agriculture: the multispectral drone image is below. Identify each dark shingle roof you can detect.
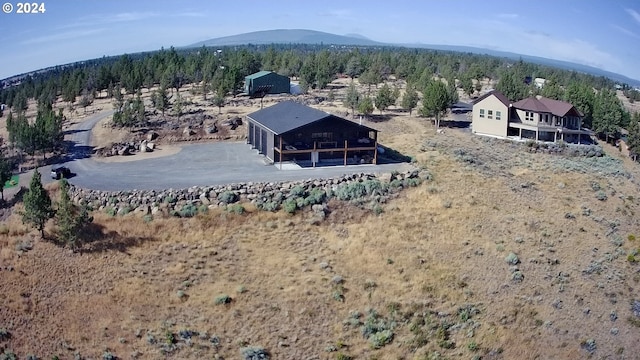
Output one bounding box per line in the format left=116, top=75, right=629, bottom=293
left=512, top=96, right=582, bottom=117
left=248, top=100, right=376, bottom=135
left=473, top=90, right=510, bottom=107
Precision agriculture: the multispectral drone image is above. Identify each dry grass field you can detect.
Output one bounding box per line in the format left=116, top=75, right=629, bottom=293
left=1, top=79, right=640, bottom=359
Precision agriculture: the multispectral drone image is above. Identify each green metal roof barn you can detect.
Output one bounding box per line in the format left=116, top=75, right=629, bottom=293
left=244, top=71, right=290, bottom=97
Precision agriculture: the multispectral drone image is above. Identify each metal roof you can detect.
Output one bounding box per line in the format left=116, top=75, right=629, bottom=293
left=247, top=100, right=377, bottom=135
left=244, top=70, right=276, bottom=80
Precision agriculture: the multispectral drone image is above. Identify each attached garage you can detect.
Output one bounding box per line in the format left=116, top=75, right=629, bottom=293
left=246, top=101, right=379, bottom=167
left=244, top=71, right=290, bottom=97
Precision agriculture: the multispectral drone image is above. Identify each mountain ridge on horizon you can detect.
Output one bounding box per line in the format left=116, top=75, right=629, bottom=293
left=187, top=29, right=640, bottom=87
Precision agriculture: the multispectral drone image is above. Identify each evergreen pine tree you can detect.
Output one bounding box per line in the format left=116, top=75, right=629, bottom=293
left=21, top=169, right=53, bottom=238
left=0, top=151, right=12, bottom=201
left=401, top=86, right=419, bottom=117
left=55, top=179, right=92, bottom=249
left=344, top=81, right=360, bottom=118
left=626, top=113, right=640, bottom=161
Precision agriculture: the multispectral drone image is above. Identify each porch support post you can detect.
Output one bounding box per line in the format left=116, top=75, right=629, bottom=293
left=373, top=131, right=378, bottom=165
left=536, top=129, right=539, bottom=141
left=519, top=128, right=522, bottom=138
left=313, top=141, right=317, bottom=168
left=344, top=140, right=348, bottom=166
left=554, top=131, right=557, bottom=142
left=279, top=136, right=283, bottom=170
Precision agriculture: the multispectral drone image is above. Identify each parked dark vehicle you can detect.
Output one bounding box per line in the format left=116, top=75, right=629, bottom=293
left=51, top=166, right=71, bottom=180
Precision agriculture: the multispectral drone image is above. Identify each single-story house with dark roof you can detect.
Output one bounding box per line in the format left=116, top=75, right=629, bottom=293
left=472, top=90, right=592, bottom=143
left=244, top=71, right=290, bottom=97
left=246, top=101, right=378, bottom=167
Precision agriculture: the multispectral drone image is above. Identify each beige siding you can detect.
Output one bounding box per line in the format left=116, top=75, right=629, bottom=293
left=472, top=95, right=509, bottom=137
left=514, top=109, right=539, bottom=125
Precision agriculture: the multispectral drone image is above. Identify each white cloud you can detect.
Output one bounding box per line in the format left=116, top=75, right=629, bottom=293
left=626, top=8, right=640, bottom=25
left=497, top=13, right=518, bottom=19
left=612, top=24, right=640, bottom=39
left=58, top=12, right=158, bottom=30
left=21, top=28, right=106, bottom=45
left=108, top=12, right=158, bottom=22
left=519, top=31, right=619, bottom=70
left=465, top=19, right=623, bottom=73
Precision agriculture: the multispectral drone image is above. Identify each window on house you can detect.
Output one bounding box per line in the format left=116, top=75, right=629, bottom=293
left=479, top=109, right=485, bottom=118
left=555, top=117, right=561, bottom=126
left=525, top=111, right=534, bottom=122
left=488, top=110, right=493, bottom=119
left=312, top=132, right=333, bottom=140
left=496, top=111, right=501, bottom=120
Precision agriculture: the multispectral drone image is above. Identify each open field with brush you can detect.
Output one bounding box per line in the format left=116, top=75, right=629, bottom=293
left=1, top=78, right=640, bottom=360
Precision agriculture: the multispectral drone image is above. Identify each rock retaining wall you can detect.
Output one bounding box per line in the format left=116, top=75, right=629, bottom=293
left=68, top=169, right=429, bottom=217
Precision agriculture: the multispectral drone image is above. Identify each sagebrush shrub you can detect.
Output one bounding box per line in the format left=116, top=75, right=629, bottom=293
left=289, top=185, right=306, bottom=197
left=214, top=294, right=232, bottom=305
left=283, top=199, right=297, bottom=214
left=227, top=203, right=245, bottom=214
left=217, top=191, right=238, bottom=204
left=179, top=204, right=198, bottom=218
left=240, top=346, right=269, bottom=360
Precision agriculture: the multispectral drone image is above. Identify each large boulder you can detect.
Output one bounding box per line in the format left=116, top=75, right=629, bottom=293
left=146, top=131, right=159, bottom=141
left=140, top=140, right=148, bottom=153
left=118, top=146, right=130, bottom=156
left=205, top=124, right=218, bottom=134
left=183, top=126, right=195, bottom=137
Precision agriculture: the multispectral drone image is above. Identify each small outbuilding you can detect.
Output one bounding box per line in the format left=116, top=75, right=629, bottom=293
left=246, top=101, right=378, bottom=167
left=244, top=71, right=290, bottom=97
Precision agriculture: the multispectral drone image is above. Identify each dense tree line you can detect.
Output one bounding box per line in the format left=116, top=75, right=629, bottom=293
left=0, top=43, right=633, bottom=142
left=0, top=44, right=620, bottom=109
left=6, top=103, right=64, bottom=158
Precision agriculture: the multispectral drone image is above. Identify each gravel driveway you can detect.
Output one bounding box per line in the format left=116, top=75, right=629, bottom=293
left=32, top=111, right=412, bottom=191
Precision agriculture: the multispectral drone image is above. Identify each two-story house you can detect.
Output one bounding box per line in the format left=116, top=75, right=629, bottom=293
left=471, top=90, right=592, bottom=143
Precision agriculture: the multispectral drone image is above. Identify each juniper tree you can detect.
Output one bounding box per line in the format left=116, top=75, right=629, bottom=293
left=344, top=81, right=360, bottom=118
left=212, top=90, right=225, bottom=115
left=55, top=179, right=92, bottom=249
left=358, top=95, right=374, bottom=117
left=401, top=85, right=419, bottom=117
left=21, top=169, right=53, bottom=238
left=375, top=83, right=395, bottom=114
left=421, top=80, right=454, bottom=130
left=0, top=151, right=12, bottom=201
left=626, top=113, right=640, bottom=161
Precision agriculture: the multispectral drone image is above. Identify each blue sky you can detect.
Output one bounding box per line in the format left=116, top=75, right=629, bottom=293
left=1, top=0, right=639, bottom=81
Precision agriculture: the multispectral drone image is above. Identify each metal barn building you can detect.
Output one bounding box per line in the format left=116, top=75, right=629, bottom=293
left=244, top=71, right=290, bottom=97
left=246, top=101, right=379, bottom=167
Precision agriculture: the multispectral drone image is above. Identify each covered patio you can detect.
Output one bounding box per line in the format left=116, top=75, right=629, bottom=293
left=246, top=101, right=379, bottom=169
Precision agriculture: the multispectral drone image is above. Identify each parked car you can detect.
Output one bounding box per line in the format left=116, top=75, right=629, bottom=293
left=51, top=166, right=71, bottom=180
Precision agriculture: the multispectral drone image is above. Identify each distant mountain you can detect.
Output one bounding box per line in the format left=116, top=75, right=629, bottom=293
left=403, top=43, right=640, bottom=87
left=343, top=33, right=371, bottom=40
left=187, top=29, right=384, bottom=47
left=187, top=29, right=640, bottom=87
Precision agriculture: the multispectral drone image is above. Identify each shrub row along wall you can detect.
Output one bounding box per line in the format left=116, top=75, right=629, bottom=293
left=67, top=169, right=431, bottom=217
